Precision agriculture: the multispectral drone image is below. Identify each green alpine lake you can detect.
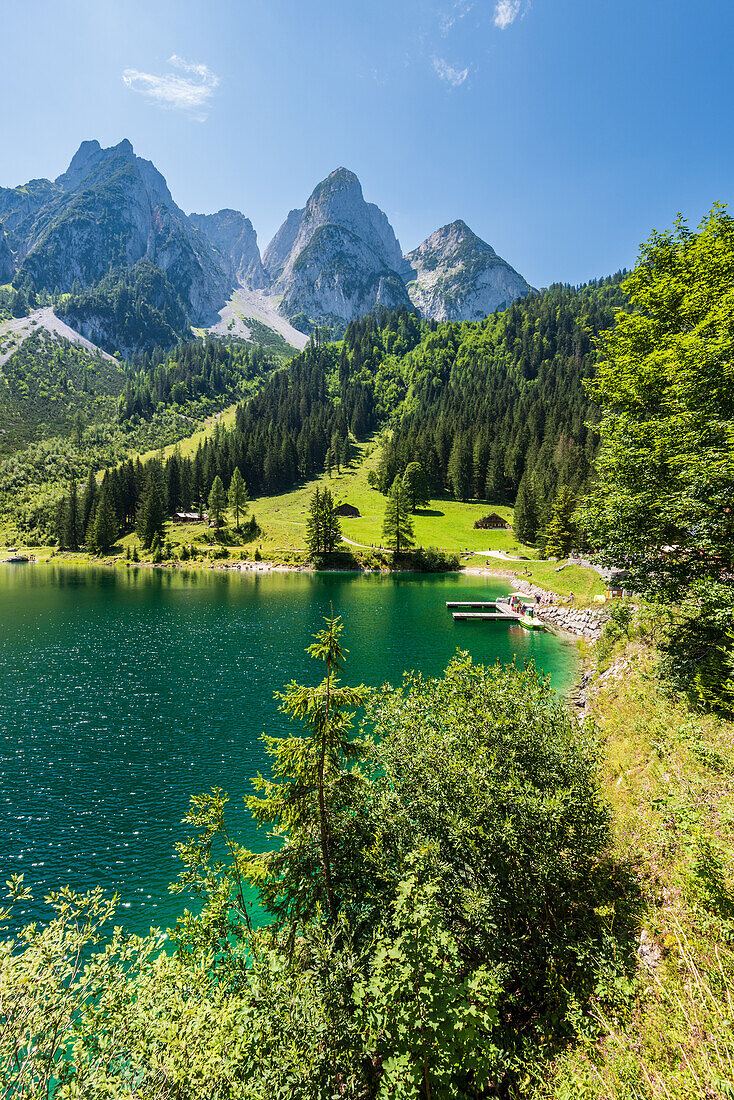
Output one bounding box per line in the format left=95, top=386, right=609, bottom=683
left=0, top=563, right=579, bottom=934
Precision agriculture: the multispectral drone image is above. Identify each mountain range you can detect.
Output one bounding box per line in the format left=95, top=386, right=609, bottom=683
left=0, top=139, right=532, bottom=352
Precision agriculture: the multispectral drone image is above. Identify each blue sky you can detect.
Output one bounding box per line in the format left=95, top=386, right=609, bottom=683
left=2, top=0, right=733, bottom=287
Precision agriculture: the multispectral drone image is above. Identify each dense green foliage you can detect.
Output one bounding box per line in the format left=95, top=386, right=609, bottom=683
left=1, top=625, right=626, bottom=1098
left=375, top=278, right=627, bottom=534
left=59, top=260, right=191, bottom=354
left=0, top=329, right=125, bottom=453
left=581, top=206, right=734, bottom=713
left=5, top=279, right=626, bottom=547
left=119, top=338, right=283, bottom=421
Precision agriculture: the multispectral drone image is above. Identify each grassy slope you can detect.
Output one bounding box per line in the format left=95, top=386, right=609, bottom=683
left=533, top=628, right=734, bottom=1099
left=31, top=432, right=602, bottom=599
left=133, top=403, right=240, bottom=465
left=230, top=435, right=604, bottom=597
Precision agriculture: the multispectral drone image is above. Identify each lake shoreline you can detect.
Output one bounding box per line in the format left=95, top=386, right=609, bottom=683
left=3, top=551, right=602, bottom=602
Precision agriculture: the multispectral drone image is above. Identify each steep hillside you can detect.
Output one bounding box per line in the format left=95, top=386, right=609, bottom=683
left=0, top=324, right=125, bottom=452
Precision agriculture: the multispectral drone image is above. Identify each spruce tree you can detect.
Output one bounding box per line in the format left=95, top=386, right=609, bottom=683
left=81, top=469, right=97, bottom=535
left=544, top=486, right=577, bottom=559
left=136, top=470, right=166, bottom=549
left=448, top=434, right=473, bottom=500
left=402, top=462, right=429, bottom=512
left=91, top=484, right=118, bottom=553
left=306, top=488, right=323, bottom=556
left=208, top=475, right=227, bottom=528
left=514, top=472, right=539, bottom=545
left=320, top=488, right=342, bottom=554
left=228, top=468, right=248, bottom=530
left=61, top=480, right=80, bottom=551
left=382, top=476, right=415, bottom=555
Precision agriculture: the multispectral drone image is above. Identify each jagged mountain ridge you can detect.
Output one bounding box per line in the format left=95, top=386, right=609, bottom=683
left=0, top=141, right=532, bottom=351
left=1, top=139, right=228, bottom=323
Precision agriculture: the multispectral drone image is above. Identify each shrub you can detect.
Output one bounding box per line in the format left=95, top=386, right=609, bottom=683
left=412, top=546, right=460, bottom=572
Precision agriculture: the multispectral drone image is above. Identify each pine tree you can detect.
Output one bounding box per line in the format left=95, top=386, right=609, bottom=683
left=81, top=469, right=97, bottom=535
left=382, top=476, right=415, bottom=555
left=60, top=480, right=80, bottom=550
left=513, top=472, right=539, bottom=545
left=320, top=487, right=342, bottom=554
left=544, top=486, right=577, bottom=559
left=136, top=470, right=166, bottom=549
left=228, top=468, right=248, bottom=530
left=208, top=475, right=227, bottom=528
left=447, top=434, right=473, bottom=500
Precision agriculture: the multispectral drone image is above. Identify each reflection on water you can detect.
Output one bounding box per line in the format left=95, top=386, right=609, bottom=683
left=0, top=563, right=578, bottom=932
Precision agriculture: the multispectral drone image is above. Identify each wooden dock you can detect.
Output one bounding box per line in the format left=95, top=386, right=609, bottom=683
left=446, top=600, right=501, bottom=609
left=452, top=611, right=520, bottom=621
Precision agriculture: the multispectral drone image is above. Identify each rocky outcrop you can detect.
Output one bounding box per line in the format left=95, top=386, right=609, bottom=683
left=262, top=207, right=305, bottom=282
left=265, top=168, right=412, bottom=327
left=0, top=230, right=13, bottom=282
left=188, top=209, right=266, bottom=289
left=5, top=139, right=229, bottom=324
left=1, top=145, right=535, bottom=347
left=536, top=605, right=605, bottom=640
left=404, top=220, right=532, bottom=322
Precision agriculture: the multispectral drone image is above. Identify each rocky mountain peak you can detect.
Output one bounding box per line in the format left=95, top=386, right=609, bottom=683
left=265, top=167, right=411, bottom=329
left=404, top=220, right=531, bottom=322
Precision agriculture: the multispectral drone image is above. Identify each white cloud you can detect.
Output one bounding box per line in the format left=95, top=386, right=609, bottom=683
left=432, top=56, right=470, bottom=87
left=440, top=1, right=475, bottom=35
left=493, top=0, right=522, bottom=29
left=122, top=55, right=220, bottom=121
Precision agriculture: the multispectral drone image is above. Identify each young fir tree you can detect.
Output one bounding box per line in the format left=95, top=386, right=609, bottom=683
left=513, top=472, right=539, bottom=545
left=228, top=468, right=248, bottom=531
left=136, top=470, right=165, bottom=549
left=246, top=610, right=368, bottom=924
left=544, top=486, right=577, bottom=559
left=401, top=462, right=429, bottom=512
left=382, top=476, right=415, bottom=555
left=207, top=475, right=227, bottom=529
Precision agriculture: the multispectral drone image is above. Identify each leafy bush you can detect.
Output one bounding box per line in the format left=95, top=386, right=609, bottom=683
left=0, top=635, right=629, bottom=1098
left=412, top=546, right=460, bottom=572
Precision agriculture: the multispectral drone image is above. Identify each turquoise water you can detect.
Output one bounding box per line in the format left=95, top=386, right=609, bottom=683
left=0, top=564, right=578, bottom=934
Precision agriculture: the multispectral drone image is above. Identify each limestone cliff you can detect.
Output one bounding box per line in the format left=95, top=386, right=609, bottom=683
left=404, top=220, right=532, bottom=322
left=265, top=168, right=412, bottom=328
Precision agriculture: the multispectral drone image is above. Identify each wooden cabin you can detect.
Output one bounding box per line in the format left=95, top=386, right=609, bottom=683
left=474, top=512, right=508, bottom=530
left=335, top=503, right=361, bottom=518
left=173, top=512, right=208, bottom=523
